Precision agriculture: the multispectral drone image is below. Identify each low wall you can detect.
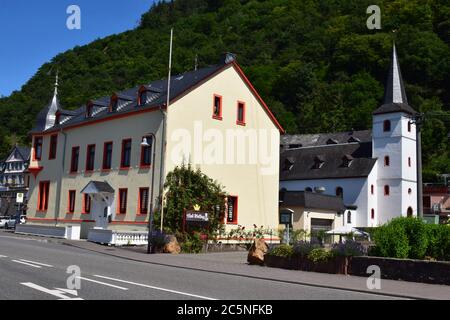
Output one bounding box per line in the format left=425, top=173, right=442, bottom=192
left=88, top=229, right=148, bottom=246
left=349, top=256, right=450, bottom=285
left=15, top=224, right=67, bottom=239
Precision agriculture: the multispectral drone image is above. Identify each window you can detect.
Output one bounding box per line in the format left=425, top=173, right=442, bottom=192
left=408, top=121, right=412, bottom=132
left=139, top=90, right=147, bottom=107
left=110, top=96, right=118, bottom=112
left=37, top=181, right=50, bottom=211
left=305, top=187, right=313, bottom=192
left=70, top=147, right=80, bottom=173
left=86, top=145, right=96, bottom=172
left=138, top=188, right=149, bottom=215
left=227, top=196, right=238, bottom=224
left=384, top=156, right=390, bottom=166
left=407, top=207, right=413, bottom=217
left=384, top=185, right=390, bottom=196
left=68, top=190, right=76, bottom=214
left=140, top=136, right=153, bottom=167
left=371, top=209, right=375, bottom=220
left=103, top=142, right=113, bottom=170
left=383, top=120, right=391, bottom=132
left=121, top=139, right=132, bottom=169
left=118, top=189, right=128, bottom=214
left=336, top=187, right=344, bottom=199
left=408, top=188, right=412, bottom=195
left=213, top=94, right=222, bottom=120
left=408, top=157, right=411, bottom=167
left=83, top=194, right=91, bottom=214
left=347, top=211, right=352, bottom=224
left=86, top=103, right=93, bottom=118
left=49, top=135, right=58, bottom=160
left=237, top=101, right=246, bottom=125
left=33, top=136, right=43, bottom=161
left=313, top=156, right=325, bottom=169
left=371, top=185, right=374, bottom=195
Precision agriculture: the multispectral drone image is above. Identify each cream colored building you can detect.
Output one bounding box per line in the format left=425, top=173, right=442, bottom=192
left=26, top=55, right=283, bottom=240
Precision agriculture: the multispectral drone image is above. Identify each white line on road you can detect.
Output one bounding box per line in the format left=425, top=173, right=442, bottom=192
left=21, top=283, right=83, bottom=300
left=19, top=259, right=53, bottom=267
left=12, top=260, right=42, bottom=268
left=77, top=277, right=129, bottom=290
left=94, top=275, right=217, bottom=300
left=0, top=255, right=7, bottom=258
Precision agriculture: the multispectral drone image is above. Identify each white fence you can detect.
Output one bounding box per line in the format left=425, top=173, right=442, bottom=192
left=15, top=224, right=80, bottom=240
left=88, top=229, right=148, bottom=246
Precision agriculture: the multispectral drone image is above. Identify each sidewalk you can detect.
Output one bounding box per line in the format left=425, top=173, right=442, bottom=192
left=61, top=239, right=450, bottom=300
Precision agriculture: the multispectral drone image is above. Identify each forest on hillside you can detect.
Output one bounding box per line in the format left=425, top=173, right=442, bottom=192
left=0, top=0, right=449, bottom=181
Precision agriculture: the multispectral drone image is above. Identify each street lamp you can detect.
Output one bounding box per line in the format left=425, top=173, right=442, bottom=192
left=141, top=135, right=157, bottom=254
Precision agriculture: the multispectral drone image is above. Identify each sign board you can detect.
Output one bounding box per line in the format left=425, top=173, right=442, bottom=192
left=184, top=210, right=210, bottom=232
left=16, top=193, right=24, bottom=204
left=279, top=209, right=294, bottom=225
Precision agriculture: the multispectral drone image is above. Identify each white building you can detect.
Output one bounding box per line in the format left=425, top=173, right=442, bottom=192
left=280, top=45, right=418, bottom=228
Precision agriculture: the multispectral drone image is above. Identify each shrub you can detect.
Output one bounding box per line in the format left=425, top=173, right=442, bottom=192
left=426, top=224, right=450, bottom=261
left=332, top=240, right=367, bottom=257
left=267, top=244, right=294, bottom=258
left=149, top=230, right=169, bottom=252
left=394, top=217, right=428, bottom=259
left=373, top=222, right=410, bottom=259
left=307, top=248, right=334, bottom=263
left=180, top=232, right=204, bottom=254
left=293, top=241, right=320, bottom=257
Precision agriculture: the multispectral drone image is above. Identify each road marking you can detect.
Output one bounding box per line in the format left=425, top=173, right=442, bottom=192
left=19, top=259, right=53, bottom=267
left=94, top=275, right=217, bottom=300
left=0, top=255, right=7, bottom=258
left=12, top=260, right=42, bottom=268
left=21, top=283, right=84, bottom=300
left=77, top=277, right=128, bottom=290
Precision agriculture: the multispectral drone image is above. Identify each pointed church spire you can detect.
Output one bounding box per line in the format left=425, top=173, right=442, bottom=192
left=373, top=43, right=416, bottom=115
left=54, top=71, right=59, bottom=97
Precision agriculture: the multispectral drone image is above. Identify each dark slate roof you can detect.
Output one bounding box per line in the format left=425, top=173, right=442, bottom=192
left=16, top=146, right=31, bottom=161
left=33, top=63, right=229, bottom=134
left=281, top=130, right=372, bottom=149
left=279, top=191, right=345, bottom=212
left=32, top=95, right=62, bottom=132
left=280, top=142, right=376, bottom=181
left=81, top=181, right=115, bottom=194
left=373, top=102, right=416, bottom=116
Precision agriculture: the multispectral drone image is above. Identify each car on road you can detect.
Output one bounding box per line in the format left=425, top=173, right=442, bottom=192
left=0, top=216, right=16, bottom=229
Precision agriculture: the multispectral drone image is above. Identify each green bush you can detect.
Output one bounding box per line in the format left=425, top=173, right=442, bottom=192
left=267, top=244, right=294, bottom=258
left=307, top=248, right=334, bottom=263
left=426, top=224, right=450, bottom=261
left=180, top=232, right=204, bottom=254
left=373, top=221, right=410, bottom=259
left=394, top=217, right=428, bottom=259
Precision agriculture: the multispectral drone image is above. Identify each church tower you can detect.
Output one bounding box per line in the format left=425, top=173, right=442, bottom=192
left=33, top=73, right=61, bottom=132
left=372, top=44, right=418, bottom=224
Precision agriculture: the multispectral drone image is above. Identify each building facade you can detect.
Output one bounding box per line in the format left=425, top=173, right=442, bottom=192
left=26, top=55, right=282, bottom=238
left=280, top=45, right=418, bottom=228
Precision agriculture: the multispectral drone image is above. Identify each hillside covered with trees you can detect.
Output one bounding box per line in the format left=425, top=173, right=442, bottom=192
left=0, top=0, right=449, bottom=180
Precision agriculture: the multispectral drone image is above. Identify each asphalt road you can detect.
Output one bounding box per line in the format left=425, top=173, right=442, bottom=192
left=0, top=232, right=403, bottom=300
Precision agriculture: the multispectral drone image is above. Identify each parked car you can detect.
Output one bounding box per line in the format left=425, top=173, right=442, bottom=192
left=0, top=216, right=16, bottom=229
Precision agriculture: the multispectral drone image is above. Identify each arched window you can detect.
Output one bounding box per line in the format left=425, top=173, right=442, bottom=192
left=347, top=211, right=352, bottom=224
left=371, top=185, right=374, bottom=195
left=408, top=121, right=412, bottom=132
left=383, top=120, right=391, bottom=132
left=408, top=188, right=412, bottom=195
left=384, top=156, right=390, bottom=166
left=336, top=187, right=343, bottom=198
left=384, top=185, right=390, bottom=196
left=371, top=209, right=375, bottom=220
left=407, top=207, right=413, bottom=217
left=305, top=187, right=313, bottom=192
left=408, top=157, right=411, bottom=167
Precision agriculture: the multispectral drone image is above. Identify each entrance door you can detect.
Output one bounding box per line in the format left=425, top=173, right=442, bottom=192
left=91, top=194, right=113, bottom=229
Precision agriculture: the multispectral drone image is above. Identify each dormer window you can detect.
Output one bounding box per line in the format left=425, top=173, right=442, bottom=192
left=383, top=120, right=391, bottom=132
left=313, top=156, right=325, bottom=169
left=348, top=136, right=360, bottom=143
left=55, top=113, right=61, bottom=126
left=283, top=157, right=294, bottom=171
left=342, top=154, right=354, bottom=167
left=110, top=95, right=119, bottom=112
left=327, top=138, right=338, bottom=145
left=86, top=103, right=93, bottom=118
left=139, top=90, right=147, bottom=107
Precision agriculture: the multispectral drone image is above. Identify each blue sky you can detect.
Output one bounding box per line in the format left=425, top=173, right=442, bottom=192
left=0, top=0, right=156, bottom=97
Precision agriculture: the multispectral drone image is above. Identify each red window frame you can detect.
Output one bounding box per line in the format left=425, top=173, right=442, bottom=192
left=110, top=95, right=118, bottom=112
left=384, top=156, right=390, bottom=166
left=86, top=102, right=93, bottom=118
left=236, top=101, right=246, bottom=126
left=138, top=89, right=147, bottom=107
left=226, top=196, right=238, bottom=225
left=37, top=181, right=50, bottom=212
left=102, top=142, right=113, bottom=171
left=70, top=146, right=80, bottom=173
left=384, top=185, right=390, bottom=196
left=140, top=136, right=152, bottom=168
left=68, top=190, right=76, bottom=214
left=85, top=144, right=96, bottom=172
left=82, top=194, right=91, bottom=214
left=117, top=188, right=128, bottom=214
left=49, top=134, right=58, bottom=160
left=138, top=188, right=149, bottom=215
left=383, top=120, right=391, bottom=132
left=33, top=136, right=43, bottom=161
left=212, top=94, right=223, bottom=120
left=121, top=139, right=132, bottom=169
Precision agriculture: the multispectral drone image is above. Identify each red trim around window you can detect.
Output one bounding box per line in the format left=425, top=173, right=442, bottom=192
left=85, top=144, right=96, bottom=172
left=70, top=146, right=80, bottom=174
left=82, top=194, right=91, bottom=214
left=138, top=188, right=149, bottom=215
left=37, top=181, right=50, bottom=212
left=117, top=188, right=128, bottom=214
left=102, top=141, right=113, bottom=171
left=236, top=101, right=246, bottom=126
left=33, top=136, right=43, bottom=161
left=212, top=94, right=223, bottom=120
left=48, top=134, right=58, bottom=160
left=140, top=136, right=152, bottom=168
left=226, top=196, right=238, bottom=225
left=120, top=139, right=132, bottom=169
left=67, top=190, right=76, bottom=214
